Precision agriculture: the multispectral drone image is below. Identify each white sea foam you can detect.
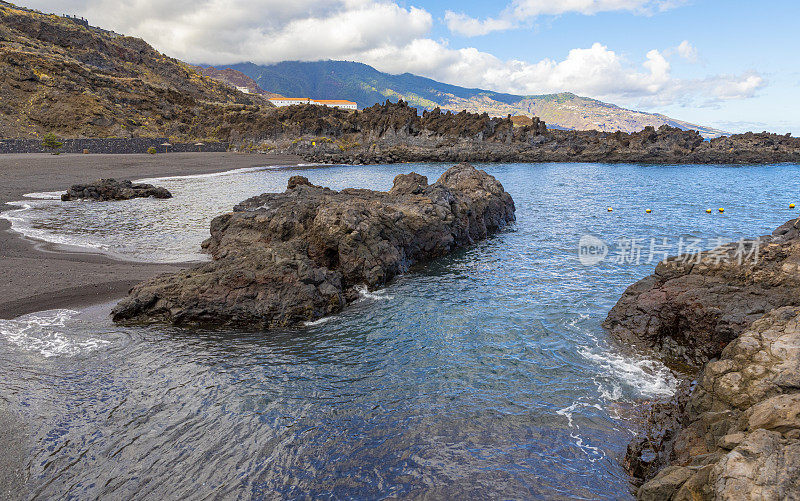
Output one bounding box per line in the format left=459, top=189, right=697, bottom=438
left=556, top=401, right=602, bottom=428
left=569, top=432, right=604, bottom=461
left=579, top=345, right=678, bottom=399
left=22, top=191, right=62, bottom=200
left=558, top=313, right=677, bottom=400
left=1, top=200, right=117, bottom=255
left=0, top=310, right=111, bottom=358
left=354, top=285, right=394, bottom=301
left=556, top=401, right=606, bottom=461
left=303, top=316, right=332, bottom=327
left=137, top=164, right=298, bottom=183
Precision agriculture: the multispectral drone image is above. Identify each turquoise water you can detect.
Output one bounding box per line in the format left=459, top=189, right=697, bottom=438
left=1, top=162, right=799, bottom=499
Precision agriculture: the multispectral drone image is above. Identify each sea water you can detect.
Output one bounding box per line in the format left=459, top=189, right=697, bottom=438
left=2, top=162, right=799, bottom=498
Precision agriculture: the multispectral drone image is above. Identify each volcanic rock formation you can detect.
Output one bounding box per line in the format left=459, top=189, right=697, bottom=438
left=61, top=178, right=172, bottom=201
left=111, top=163, right=515, bottom=328
left=605, top=218, right=800, bottom=499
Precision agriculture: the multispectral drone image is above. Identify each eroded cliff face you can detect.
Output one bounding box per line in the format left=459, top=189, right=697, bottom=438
left=0, top=2, right=279, bottom=140
left=111, top=163, right=515, bottom=329
left=605, top=218, right=800, bottom=368
left=606, top=219, right=800, bottom=500
left=636, top=308, right=800, bottom=500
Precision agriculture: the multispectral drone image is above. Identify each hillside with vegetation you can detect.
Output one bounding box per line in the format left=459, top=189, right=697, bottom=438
left=228, top=60, right=726, bottom=138
left=0, top=1, right=274, bottom=140
left=194, top=66, right=285, bottom=99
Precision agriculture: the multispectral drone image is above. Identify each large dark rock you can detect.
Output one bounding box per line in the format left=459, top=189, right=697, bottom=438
left=605, top=218, right=800, bottom=499
left=634, top=307, right=800, bottom=500
left=61, top=178, right=172, bottom=201
left=111, top=163, right=515, bottom=328
left=604, top=218, right=800, bottom=368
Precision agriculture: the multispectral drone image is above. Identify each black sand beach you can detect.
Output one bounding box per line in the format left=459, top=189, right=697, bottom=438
left=0, top=152, right=295, bottom=497
left=0, top=152, right=304, bottom=319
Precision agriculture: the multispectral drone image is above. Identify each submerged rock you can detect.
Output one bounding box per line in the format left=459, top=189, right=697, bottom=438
left=61, top=179, right=172, bottom=201
left=605, top=218, right=800, bottom=499
left=111, top=163, right=515, bottom=328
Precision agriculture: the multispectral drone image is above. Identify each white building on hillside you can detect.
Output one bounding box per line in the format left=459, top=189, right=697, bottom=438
left=269, top=97, right=357, bottom=110
left=235, top=86, right=252, bottom=94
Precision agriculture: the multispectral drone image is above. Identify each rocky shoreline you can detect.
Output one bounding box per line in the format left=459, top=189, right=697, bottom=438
left=249, top=101, right=800, bottom=165
left=605, top=218, right=800, bottom=499
left=111, top=163, right=515, bottom=328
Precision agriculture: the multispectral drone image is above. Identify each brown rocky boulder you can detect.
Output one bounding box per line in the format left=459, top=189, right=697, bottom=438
left=636, top=307, right=800, bottom=500
left=111, top=163, right=515, bottom=328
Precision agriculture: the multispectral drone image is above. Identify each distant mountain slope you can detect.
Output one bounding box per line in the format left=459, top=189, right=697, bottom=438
left=195, top=66, right=285, bottom=99
left=0, top=1, right=271, bottom=139
left=227, top=60, right=726, bottom=137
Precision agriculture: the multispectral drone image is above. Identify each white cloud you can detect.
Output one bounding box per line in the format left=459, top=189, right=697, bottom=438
left=708, top=72, right=764, bottom=101
left=24, top=0, right=433, bottom=65
left=675, top=40, right=698, bottom=62
left=356, top=41, right=763, bottom=108
left=444, top=12, right=513, bottom=37
left=446, top=0, right=688, bottom=36
left=22, top=0, right=763, bottom=109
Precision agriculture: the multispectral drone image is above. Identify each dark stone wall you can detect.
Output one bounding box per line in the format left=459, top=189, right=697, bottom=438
left=0, top=138, right=229, bottom=154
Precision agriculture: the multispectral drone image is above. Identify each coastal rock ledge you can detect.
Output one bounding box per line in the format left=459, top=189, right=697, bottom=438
left=604, top=218, right=800, bottom=500
left=61, top=178, right=172, bottom=201
left=111, top=163, right=515, bottom=328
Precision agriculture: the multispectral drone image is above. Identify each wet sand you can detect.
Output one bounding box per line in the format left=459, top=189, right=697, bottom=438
left=0, top=152, right=305, bottom=319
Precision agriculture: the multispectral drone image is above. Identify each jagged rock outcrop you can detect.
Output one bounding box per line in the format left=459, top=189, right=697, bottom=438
left=111, top=163, right=515, bottom=328
left=605, top=218, right=800, bottom=499
left=604, top=218, right=800, bottom=368
left=61, top=179, right=172, bottom=201
left=636, top=307, right=800, bottom=500
left=251, top=101, right=799, bottom=164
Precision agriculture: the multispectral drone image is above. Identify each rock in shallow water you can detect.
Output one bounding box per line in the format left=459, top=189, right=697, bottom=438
left=61, top=178, right=172, bottom=201
left=111, top=163, right=515, bottom=328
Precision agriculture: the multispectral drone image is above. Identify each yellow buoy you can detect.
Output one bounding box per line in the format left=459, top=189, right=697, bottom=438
left=607, top=207, right=613, bottom=212
left=791, top=203, right=796, bottom=209
left=706, top=209, right=712, bottom=213
left=646, top=209, right=652, bottom=213
left=719, top=208, right=725, bottom=213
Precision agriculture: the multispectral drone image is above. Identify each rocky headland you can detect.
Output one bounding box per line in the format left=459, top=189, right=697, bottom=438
left=61, top=178, right=172, bottom=201
left=255, top=101, right=800, bottom=165
left=111, top=163, right=515, bottom=328
left=605, top=218, right=800, bottom=499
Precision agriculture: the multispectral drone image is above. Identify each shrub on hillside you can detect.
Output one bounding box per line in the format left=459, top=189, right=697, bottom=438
left=42, top=133, right=63, bottom=154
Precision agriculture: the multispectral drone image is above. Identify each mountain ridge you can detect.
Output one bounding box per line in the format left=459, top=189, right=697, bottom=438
left=223, top=60, right=727, bottom=138
left=0, top=1, right=279, bottom=140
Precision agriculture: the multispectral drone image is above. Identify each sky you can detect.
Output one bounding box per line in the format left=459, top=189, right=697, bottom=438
left=23, top=0, right=799, bottom=134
